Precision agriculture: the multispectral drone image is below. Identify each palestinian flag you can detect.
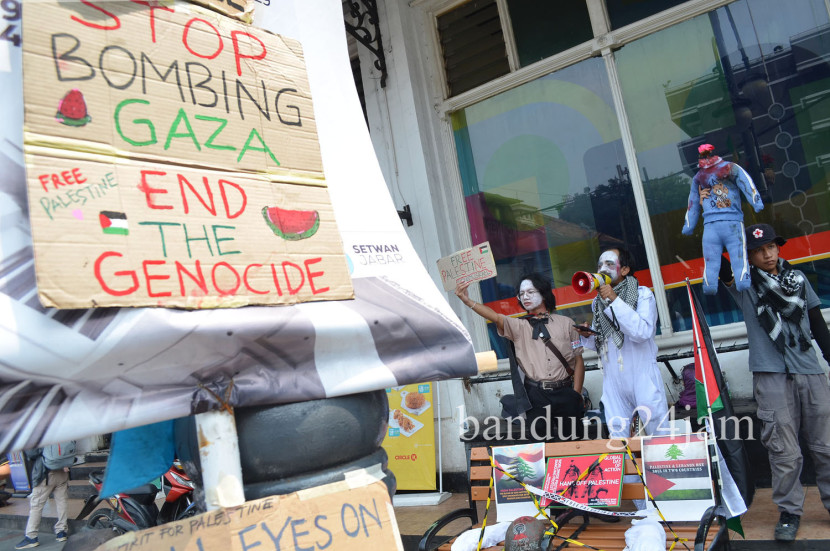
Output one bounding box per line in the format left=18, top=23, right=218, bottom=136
left=686, top=280, right=754, bottom=535
left=100, top=211, right=128, bottom=235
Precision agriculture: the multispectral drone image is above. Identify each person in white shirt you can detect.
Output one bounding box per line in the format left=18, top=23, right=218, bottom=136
left=574, top=248, right=669, bottom=437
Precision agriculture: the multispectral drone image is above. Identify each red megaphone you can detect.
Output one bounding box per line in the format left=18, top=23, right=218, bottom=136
left=571, top=272, right=611, bottom=295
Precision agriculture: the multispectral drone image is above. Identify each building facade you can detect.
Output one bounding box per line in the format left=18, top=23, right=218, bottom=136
left=348, top=0, right=830, bottom=475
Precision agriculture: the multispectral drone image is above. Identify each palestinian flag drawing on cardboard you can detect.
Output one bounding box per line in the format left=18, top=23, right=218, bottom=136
left=99, top=211, right=128, bottom=235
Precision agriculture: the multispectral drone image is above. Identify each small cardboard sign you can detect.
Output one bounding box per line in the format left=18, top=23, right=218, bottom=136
left=22, top=0, right=352, bottom=308
left=93, top=479, right=403, bottom=551
left=436, top=241, right=496, bottom=291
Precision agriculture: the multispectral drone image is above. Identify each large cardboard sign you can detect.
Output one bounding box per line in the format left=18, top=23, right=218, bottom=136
left=22, top=0, right=352, bottom=308
left=94, top=479, right=403, bottom=551
left=436, top=241, right=496, bottom=291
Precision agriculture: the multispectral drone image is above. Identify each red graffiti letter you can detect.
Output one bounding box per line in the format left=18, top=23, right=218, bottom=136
left=138, top=170, right=173, bottom=210
left=71, top=0, right=120, bottom=30
left=230, top=30, right=267, bottom=77
left=95, top=251, right=139, bottom=296
left=304, top=258, right=329, bottom=295
left=128, top=0, right=174, bottom=43
left=182, top=18, right=223, bottom=60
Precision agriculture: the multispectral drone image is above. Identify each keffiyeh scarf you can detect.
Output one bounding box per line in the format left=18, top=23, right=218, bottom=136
left=751, top=259, right=810, bottom=353
left=593, top=275, right=639, bottom=354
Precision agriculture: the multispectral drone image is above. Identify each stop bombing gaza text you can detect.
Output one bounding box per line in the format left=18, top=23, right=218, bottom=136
left=49, top=5, right=304, bottom=134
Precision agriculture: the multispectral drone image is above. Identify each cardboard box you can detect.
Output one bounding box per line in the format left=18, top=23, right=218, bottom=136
left=93, top=479, right=403, bottom=551
left=22, top=0, right=352, bottom=308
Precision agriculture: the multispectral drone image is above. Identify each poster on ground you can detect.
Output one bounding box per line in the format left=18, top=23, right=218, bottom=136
left=381, top=383, right=436, bottom=490
left=0, top=0, right=477, bottom=455
left=492, top=443, right=545, bottom=522
left=642, top=433, right=715, bottom=521
left=93, top=478, right=403, bottom=551
left=541, top=453, right=624, bottom=508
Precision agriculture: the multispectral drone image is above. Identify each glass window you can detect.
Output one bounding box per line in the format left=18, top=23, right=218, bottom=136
left=616, top=0, right=830, bottom=331
left=452, top=58, right=648, bottom=357
left=506, top=0, right=593, bottom=67
left=607, top=0, right=691, bottom=30
left=438, top=0, right=511, bottom=96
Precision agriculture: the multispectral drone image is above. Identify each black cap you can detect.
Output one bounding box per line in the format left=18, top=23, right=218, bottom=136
left=745, top=223, right=786, bottom=251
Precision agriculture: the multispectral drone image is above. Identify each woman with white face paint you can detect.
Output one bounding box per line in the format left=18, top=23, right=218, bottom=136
left=456, top=273, right=585, bottom=440
left=574, top=248, right=669, bottom=438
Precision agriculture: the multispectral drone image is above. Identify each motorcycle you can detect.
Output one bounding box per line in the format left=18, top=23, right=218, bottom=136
left=76, top=460, right=200, bottom=533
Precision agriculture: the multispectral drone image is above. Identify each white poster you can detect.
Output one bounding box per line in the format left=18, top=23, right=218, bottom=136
left=642, top=433, right=715, bottom=521
left=0, top=0, right=476, bottom=454
left=492, top=443, right=545, bottom=522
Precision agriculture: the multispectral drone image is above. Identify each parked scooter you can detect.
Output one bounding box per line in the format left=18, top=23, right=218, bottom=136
left=76, top=460, right=199, bottom=533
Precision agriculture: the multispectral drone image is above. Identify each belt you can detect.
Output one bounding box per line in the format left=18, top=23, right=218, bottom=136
left=525, top=377, right=573, bottom=391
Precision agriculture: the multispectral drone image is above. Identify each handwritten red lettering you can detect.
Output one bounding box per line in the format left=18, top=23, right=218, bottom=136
left=128, top=0, right=175, bottom=43
left=95, top=251, right=139, bottom=296
left=138, top=170, right=173, bottom=210
left=211, top=262, right=241, bottom=296
left=143, top=260, right=172, bottom=298
left=37, top=169, right=87, bottom=192
left=182, top=18, right=223, bottom=60
left=304, top=258, right=328, bottom=295
left=230, top=30, right=267, bottom=77
left=71, top=0, right=120, bottom=30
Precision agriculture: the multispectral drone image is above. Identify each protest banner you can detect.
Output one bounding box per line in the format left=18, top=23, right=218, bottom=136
left=436, top=241, right=496, bottom=291
left=0, top=0, right=476, bottom=455
left=22, top=0, right=351, bottom=309
left=93, top=478, right=403, bottom=551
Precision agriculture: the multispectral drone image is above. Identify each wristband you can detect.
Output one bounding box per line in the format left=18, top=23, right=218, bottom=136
left=469, top=302, right=477, bottom=309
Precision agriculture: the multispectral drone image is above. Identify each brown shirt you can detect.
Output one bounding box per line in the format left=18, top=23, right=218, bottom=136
left=498, top=313, right=583, bottom=382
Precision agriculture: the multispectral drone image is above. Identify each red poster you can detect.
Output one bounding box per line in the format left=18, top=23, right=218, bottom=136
left=541, top=454, right=625, bottom=507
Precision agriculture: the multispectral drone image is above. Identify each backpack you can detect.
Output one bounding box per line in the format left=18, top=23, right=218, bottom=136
left=42, top=441, right=76, bottom=470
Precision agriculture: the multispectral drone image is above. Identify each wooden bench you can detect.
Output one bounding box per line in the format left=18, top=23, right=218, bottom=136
left=419, top=438, right=728, bottom=551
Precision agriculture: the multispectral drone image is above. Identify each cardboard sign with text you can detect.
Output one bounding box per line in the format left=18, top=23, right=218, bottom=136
left=94, top=479, right=403, bottom=551
left=436, top=241, right=496, bottom=291
left=22, top=0, right=352, bottom=308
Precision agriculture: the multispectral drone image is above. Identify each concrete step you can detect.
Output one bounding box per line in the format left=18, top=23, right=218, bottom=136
left=67, top=480, right=95, bottom=501
left=83, top=451, right=109, bottom=464
left=69, top=462, right=106, bottom=482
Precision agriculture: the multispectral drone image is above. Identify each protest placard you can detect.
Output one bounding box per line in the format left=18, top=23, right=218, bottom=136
left=22, top=0, right=352, bottom=308
left=436, top=241, right=496, bottom=291
left=492, top=443, right=545, bottom=522
left=541, top=453, right=624, bottom=508
left=93, top=479, right=402, bottom=551
left=642, top=433, right=715, bottom=521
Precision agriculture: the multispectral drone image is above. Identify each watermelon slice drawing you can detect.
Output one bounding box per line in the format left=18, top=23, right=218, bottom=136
left=262, top=205, right=320, bottom=240
left=56, top=89, right=92, bottom=127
